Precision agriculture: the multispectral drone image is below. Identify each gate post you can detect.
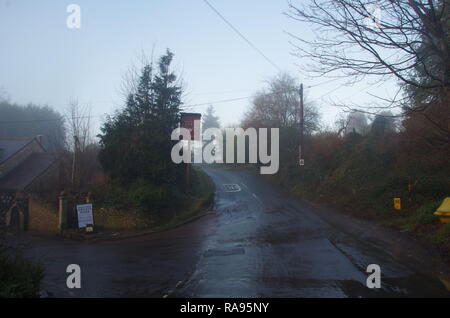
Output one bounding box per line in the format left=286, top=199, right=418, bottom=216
left=58, top=191, right=68, bottom=235
left=15, top=193, right=29, bottom=230
left=85, top=192, right=92, bottom=204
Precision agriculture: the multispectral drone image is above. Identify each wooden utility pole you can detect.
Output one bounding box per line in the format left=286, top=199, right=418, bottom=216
left=299, top=83, right=305, bottom=166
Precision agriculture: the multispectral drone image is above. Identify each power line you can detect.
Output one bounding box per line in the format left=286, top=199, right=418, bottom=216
left=314, top=83, right=348, bottom=101
left=0, top=81, right=350, bottom=124
left=307, top=77, right=346, bottom=89
left=184, top=79, right=346, bottom=107
left=0, top=115, right=101, bottom=124
left=0, top=118, right=65, bottom=124
left=202, top=0, right=282, bottom=72
left=184, top=96, right=251, bottom=108
left=0, top=88, right=295, bottom=123
left=185, top=86, right=306, bottom=108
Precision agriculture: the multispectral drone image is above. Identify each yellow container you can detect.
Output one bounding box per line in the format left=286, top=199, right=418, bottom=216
left=393, top=198, right=401, bottom=210
left=434, top=197, right=450, bottom=223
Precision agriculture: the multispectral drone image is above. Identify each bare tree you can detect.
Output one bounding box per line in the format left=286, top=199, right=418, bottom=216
left=347, top=111, right=370, bottom=135
left=65, top=100, right=93, bottom=187
left=286, top=0, right=449, bottom=107
left=65, top=99, right=92, bottom=153
left=242, top=73, right=321, bottom=134
left=0, top=87, right=9, bottom=102
left=371, top=110, right=397, bottom=135
left=335, top=113, right=351, bottom=137
left=335, top=111, right=370, bottom=136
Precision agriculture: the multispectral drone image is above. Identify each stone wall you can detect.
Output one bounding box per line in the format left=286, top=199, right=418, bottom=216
left=0, top=191, right=15, bottom=226
left=27, top=195, right=59, bottom=235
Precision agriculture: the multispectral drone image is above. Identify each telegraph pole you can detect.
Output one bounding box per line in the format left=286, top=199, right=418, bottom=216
left=299, top=83, right=305, bottom=166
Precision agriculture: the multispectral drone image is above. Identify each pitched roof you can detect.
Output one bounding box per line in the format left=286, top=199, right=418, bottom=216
left=0, top=138, right=34, bottom=164
left=0, top=152, right=60, bottom=191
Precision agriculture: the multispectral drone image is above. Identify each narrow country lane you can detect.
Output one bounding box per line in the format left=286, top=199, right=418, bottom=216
left=177, top=168, right=449, bottom=297
left=20, top=167, right=449, bottom=298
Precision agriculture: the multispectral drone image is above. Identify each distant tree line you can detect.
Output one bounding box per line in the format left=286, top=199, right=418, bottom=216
left=0, top=97, right=102, bottom=192
left=0, top=99, right=65, bottom=152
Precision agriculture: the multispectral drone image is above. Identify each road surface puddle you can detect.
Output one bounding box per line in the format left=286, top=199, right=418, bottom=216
left=204, top=247, right=246, bottom=257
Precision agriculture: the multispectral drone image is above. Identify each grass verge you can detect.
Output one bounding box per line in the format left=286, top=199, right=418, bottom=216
left=86, top=167, right=215, bottom=234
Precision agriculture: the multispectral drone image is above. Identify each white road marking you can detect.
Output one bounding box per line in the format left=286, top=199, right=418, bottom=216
left=222, top=184, right=242, bottom=192
left=252, top=193, right=262, bottom=203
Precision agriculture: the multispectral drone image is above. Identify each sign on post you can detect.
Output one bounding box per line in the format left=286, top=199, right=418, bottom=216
left=76, top=203, right=94, bottom=228
left=180, top=112, right=201, bottom=188
left=180, top=112, right=202, bottom=140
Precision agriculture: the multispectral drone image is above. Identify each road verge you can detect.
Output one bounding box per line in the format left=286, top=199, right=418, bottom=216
left=63, top=168, right=215, bottom=242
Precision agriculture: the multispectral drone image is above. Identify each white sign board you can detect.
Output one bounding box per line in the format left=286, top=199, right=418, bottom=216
left=76, top=204, right=94, bottom=228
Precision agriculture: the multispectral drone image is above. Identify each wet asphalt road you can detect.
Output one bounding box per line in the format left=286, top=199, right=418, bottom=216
left=21, top=167, right=449, bottom=297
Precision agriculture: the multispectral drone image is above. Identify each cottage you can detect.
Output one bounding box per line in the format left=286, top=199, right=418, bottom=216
left=0, top=136, right=60, bottom=230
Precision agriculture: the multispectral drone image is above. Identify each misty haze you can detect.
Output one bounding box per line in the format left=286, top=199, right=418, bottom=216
left=0, top=0, right=449, bottom=305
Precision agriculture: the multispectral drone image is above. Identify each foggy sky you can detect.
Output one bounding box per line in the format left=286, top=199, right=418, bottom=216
left=0, top=0, right=398, bottom=135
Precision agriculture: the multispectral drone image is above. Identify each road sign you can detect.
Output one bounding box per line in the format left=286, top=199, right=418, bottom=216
left=180, top=112, right=201, bottom=140
left=76, top=203, right=94, bottom=228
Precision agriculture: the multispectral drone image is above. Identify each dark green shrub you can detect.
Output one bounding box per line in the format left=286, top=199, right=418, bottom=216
left=415, top=176, right=449, bottom=199
left=432, top=223, right=450, bottom=245
left=415, top=200, right=441, bottom=225
left=0, top=254, right=44, bottom=298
